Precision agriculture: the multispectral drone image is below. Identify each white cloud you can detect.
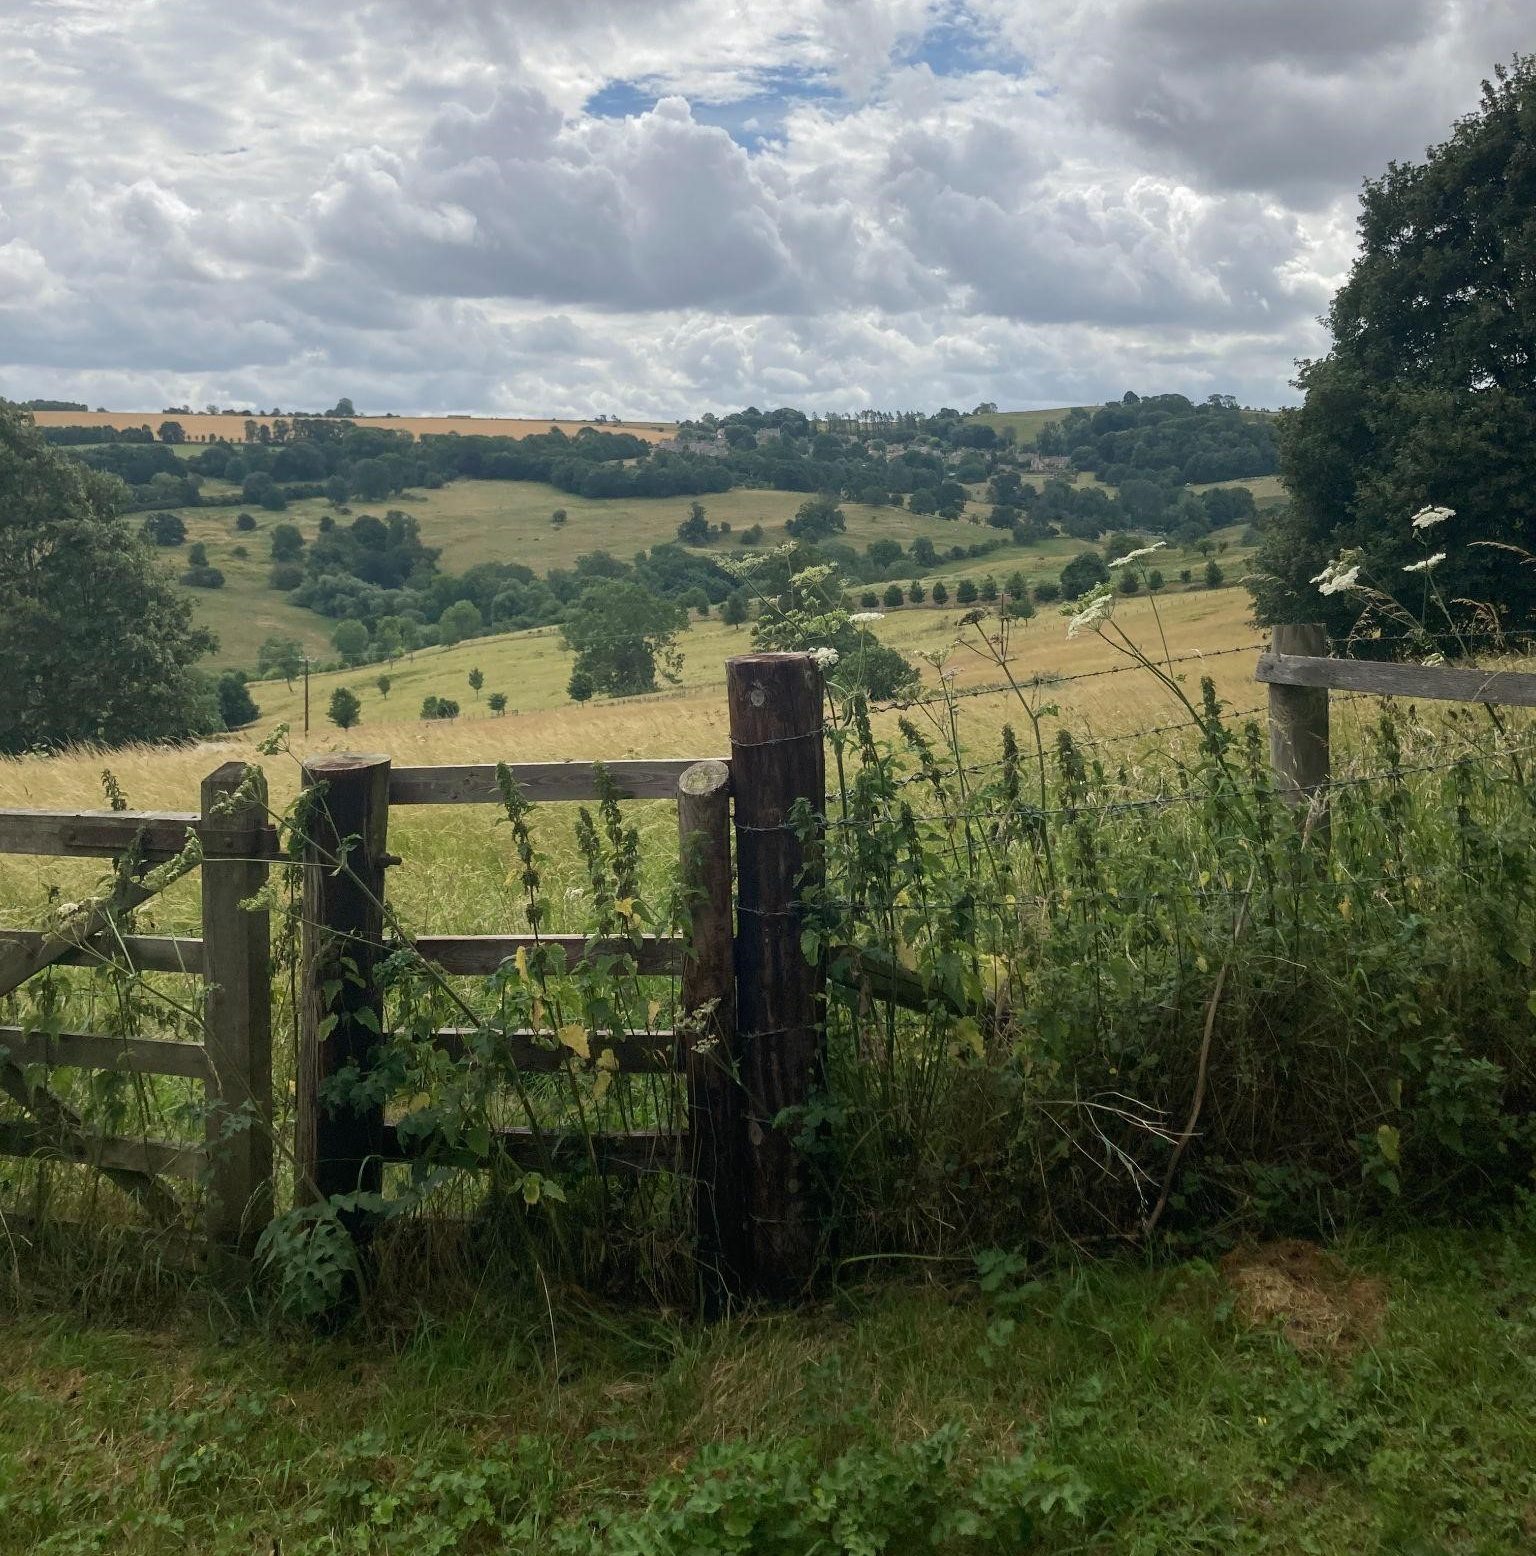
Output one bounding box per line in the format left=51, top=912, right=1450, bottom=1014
left=0, top=0, right=1522, bottom=414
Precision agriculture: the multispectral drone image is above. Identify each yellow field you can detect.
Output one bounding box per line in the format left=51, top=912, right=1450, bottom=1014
left=0, top=586, right=1267, bottom=816
left=28, top=411, right=674, bottom=443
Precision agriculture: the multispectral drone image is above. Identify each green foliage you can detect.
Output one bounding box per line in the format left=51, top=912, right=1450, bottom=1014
left=257, top=635, right=304, bottom=685
left=467, top=666, right=484, bottom=698
left=1252, top=56, right=1536, bottom=638
left=487, top=690, right=508, bottom=715
left=0, top=404, right=218, bottom=752
left=140, top=510, right=185, bottom=546
left=216, top=670, right=259, bottom=729
left=1203, top=558, right=1225, bottom=589
left=801, top=670, right=1536, bottom=1254
left=332, top=618, right=369, bottom=663
left=1059, top=550, right=1109, bottom=599
left=560, top=579, right=687, bottom=697
left=269, top=522, right=304, bottom=562
left=420, top=694, right=460, bottom=719
left=784, top=494, right=846, bottom=542
left=722, top=588, right=749, bottom=625
left=437, top=598, right=482, bottom=646
left=327, top=686, right=361, bottom=729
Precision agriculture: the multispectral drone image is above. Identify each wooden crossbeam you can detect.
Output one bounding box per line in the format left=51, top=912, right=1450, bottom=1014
left=0, top=1028, right=211, bottom=1079
left=0, top=931, right=204, bottom=975
left=388, top=758, right=725, bottom=806
left=1256, top=651, right=1536, bottom=708
left=426, top=1027, right=679, bottom=1073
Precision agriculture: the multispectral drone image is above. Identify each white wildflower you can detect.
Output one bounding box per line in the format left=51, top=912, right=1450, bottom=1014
left=849, top=611, right=884, bottom=623
left=1411, top=505, right=1454, bottom=530
left=1065, top=585, right=1115, bottom=638
left=1402, top=552, right=1446, bottom=574
left=1310, top=556, right=1362, bottom=596
left=1107, top=540, right=1167, bottom=568
left=809, top=646, right=840, bottom=670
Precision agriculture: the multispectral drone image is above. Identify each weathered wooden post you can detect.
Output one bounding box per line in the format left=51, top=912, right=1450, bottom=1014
left=1262, top=624, right=1331, bottom=842
left=200, top=762, right=273, bottom=1256
left=296, top=754, right=391, bottom=1245
left=726, top=653, right=826, bottom=1299
left=677, top=758, right=744, bottom=1311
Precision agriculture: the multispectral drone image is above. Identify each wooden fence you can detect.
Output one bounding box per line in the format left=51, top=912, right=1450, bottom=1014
left=0, top=653, right=828, bottom=1300
left=6, top=633, right=1533, bottom=1298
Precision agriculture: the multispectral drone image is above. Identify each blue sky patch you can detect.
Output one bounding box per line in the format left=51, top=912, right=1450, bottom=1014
left=587, top=65, right=844, bottom=151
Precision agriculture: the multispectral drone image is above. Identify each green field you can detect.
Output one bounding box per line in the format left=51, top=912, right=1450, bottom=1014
left=174, top=479, right=1041, bottom=669
left=5, top=1228, right=1535, bottom=1553
left=971, top=405, right=1086, bottom=445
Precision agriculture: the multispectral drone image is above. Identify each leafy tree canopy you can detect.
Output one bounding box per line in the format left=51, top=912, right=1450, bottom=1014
left=1251, top=57, right=1536, bottom=641
left=561, top=579, right=688, bottom=696
left=0, top=404, right=217, bottom=753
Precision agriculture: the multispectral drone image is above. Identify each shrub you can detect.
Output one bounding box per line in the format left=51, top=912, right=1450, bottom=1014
left=235, top=511, right=257, bottom=532
left=1204, top=558, right=1225, bottom=589
left=882, top=583, right=905, bottom=608
left=179, top=564, right=225, bottom=588
left=1033, top=580, right=1060, bottom=603
left=269, top=562, right=303, bottom=591
left=419, top=694, right=460, bottom=720
left=327, top=687, right=361, bottom=729
left=1059, top=551, right=1109, bottom=599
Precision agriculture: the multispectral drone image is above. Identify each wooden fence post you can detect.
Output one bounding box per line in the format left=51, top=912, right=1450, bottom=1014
left=677, top=758, right=744, bottom=1311
left=727, top=652, right=826, bottom=1299
left=296, top=755, right=391, bottom=1247
left=1265, top=623, right=1331, bottom=841
left=201, top=761, right=272, bottom=1257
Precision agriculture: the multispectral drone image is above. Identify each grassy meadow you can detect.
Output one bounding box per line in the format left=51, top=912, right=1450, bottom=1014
left=5, top=1228, right=1536, bottom=1554
left=175, top=468, right=1244, bottom=669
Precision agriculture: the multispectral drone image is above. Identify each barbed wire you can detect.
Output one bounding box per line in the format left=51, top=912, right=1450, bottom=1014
left=815, top=739, right=1536, bottom=832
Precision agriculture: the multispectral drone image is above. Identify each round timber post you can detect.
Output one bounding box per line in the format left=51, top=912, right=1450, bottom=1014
left=726, top=652, right=826, bottom=1299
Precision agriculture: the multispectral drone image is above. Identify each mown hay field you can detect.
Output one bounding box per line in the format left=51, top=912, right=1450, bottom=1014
left=27, top=410, right=675, bottom=442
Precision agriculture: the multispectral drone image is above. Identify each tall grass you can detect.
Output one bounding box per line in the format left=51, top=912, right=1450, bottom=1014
left=4, top=634, right=1536, bottom=1312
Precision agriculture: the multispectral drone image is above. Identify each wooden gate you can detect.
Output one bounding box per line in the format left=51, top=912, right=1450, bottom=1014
left=0, top=652, right=830, bottom=1299
left=0, top=761, right=274, bottom=1252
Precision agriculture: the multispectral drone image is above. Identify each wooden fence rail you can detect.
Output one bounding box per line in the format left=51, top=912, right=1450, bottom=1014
left=1255, top=625, right=1536, bottom=837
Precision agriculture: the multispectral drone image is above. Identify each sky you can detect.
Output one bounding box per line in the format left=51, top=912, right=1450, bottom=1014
left=0, top=0, right=1527, bottom=418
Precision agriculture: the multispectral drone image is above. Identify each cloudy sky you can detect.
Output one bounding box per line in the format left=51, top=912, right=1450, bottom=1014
left=0, top=1, right=1526, bottom=417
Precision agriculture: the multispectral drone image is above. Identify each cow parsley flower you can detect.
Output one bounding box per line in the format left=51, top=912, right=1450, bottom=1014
left=1402, top=552, right=1446, bottom=574
left=1411, top=505, right=1454, bottom=530
left=1108, top=540, right=1167, bottom=568
left=809, top=646, right=840, bottom=670
left=1065, top=585, right=1115, bottom=638
left=1310, top=556, right=1362, bottom=596
left=849, top=611, right=884, bottom=623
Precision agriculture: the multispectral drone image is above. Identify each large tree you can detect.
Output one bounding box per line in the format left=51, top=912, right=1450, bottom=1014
left=561, top=579, right=687, bottom=696
left=0, top=404, right=218, bottom=752
left=1250, top=57, right=1536, bottom=642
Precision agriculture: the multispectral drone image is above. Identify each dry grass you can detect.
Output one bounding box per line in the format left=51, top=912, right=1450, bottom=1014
left=28, top=411, right=675, bottom=442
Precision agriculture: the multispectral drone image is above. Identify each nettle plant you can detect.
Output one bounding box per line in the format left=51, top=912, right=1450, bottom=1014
left=257, top=757, right=696, bottom=1314
left=792, top=545, right=1536, bottom=1257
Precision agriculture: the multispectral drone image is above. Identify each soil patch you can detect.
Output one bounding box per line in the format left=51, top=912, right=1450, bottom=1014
left=1221, top=1239, right=1386, bottom=1356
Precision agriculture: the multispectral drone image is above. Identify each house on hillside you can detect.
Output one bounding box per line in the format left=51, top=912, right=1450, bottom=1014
left=658, top=428, right=730, bottom=457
